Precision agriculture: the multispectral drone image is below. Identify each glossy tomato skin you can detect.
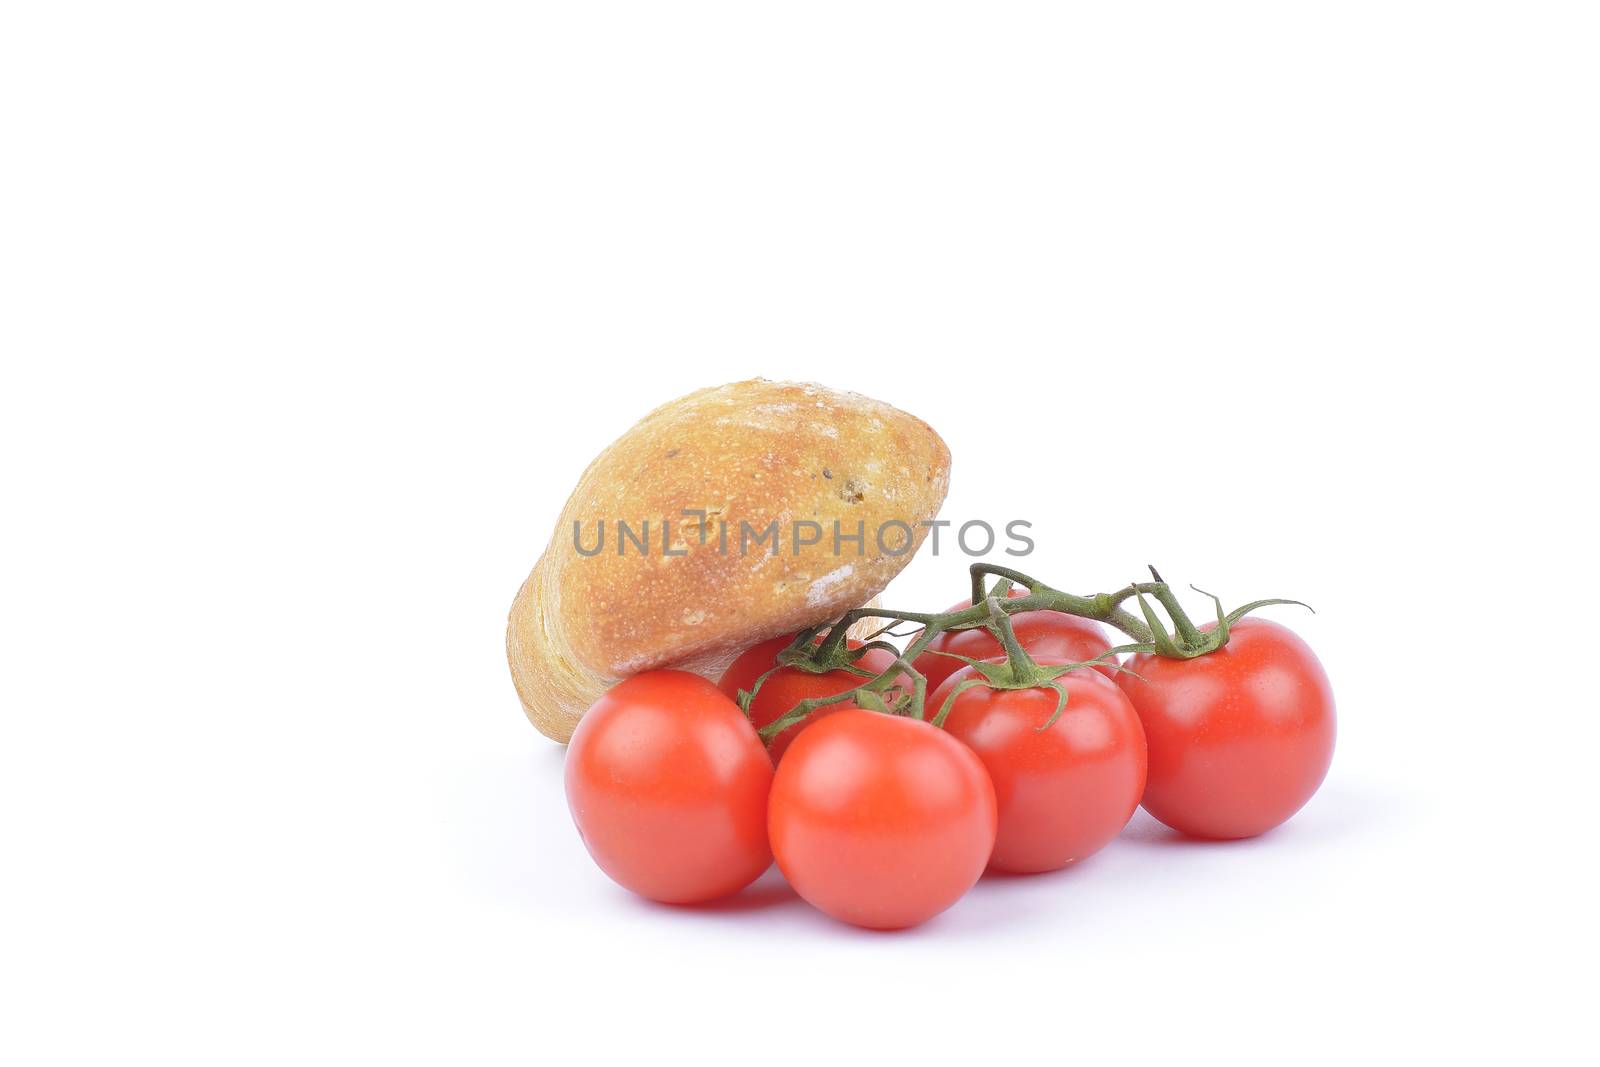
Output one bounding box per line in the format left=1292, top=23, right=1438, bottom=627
left=913, top=595, right=1115, bottom=694
left=932, top=665, right=1146, bottom=873
left=565, top=670, right=774, bottom=903
left=768, top=710, right=996, bottom=929
left=718, top=634, right=904, bottom=761
left=1117, top=618, right=1335, bottom=840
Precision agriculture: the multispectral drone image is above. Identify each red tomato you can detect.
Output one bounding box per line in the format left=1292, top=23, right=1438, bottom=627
left=565, top=670, right=773, bottom=903
left=913, top=594, right=1115, bottom=694
left=768, top=709, right=996, bottom=929
left=932, top=664, right=1147, bottom=873
left=1116, top=618, right=1335, bottom=840
left=718, top=634, right=905, bottom=761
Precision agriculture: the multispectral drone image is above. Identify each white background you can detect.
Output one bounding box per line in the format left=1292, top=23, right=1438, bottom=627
left=4, top=2, right=1597, bottom=1063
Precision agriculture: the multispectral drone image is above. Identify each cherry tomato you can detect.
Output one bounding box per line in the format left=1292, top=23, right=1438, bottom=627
left=718, top=634, right=905, bottom=761
left=565, top=670, right=773, bottom=903
left=768, top=709, right=996, bottom=929
left=932, top=664, right=1147, bottom=873
left=1116, top=618, right=1335, bottom=840
left=913, top=594, right=1115, bottom=694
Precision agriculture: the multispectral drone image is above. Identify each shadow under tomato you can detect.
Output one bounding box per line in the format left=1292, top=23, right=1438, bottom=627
left=627, top=866, right=803, bottom=918
left=1115, top=779, right=1395, bottom=849
left=979, top=852, right=1106, bottom=882
left=1115, top=808, right=1267, bottom=848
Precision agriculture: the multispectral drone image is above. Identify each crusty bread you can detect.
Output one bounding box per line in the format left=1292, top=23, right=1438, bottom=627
left=507, top=379, right=951, bottom=742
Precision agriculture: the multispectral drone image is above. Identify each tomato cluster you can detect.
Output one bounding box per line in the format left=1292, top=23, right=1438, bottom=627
left=563, top=590, right=1335, bottom=930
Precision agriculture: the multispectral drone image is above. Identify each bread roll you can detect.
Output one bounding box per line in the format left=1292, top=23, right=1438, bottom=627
left=507, top=379, right=951, bottom=742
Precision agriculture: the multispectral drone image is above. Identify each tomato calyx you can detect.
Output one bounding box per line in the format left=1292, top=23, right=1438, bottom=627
left=930, top=661, right=1076, bottom=731
left=751, top=650, right=927, bottom=744
left=926, top=597, right=1131, bottom=730
left=734, top=627, right=911, bottom=718
left=922, top=595, right=1105, bottom=726
left=1128, top=578, right=1317, bottom=660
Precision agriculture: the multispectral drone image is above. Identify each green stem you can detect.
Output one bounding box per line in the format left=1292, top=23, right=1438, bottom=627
left=969, top=563, right=1155, bottom=644
left=985, top=594, right=1037, bottom=673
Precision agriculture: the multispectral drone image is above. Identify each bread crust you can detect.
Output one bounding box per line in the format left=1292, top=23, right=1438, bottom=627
left=507, top=379, right=951, bottom=742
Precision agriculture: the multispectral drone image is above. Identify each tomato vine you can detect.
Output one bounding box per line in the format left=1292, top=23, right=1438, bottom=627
left=739, top=562, right=1311, bottom=743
